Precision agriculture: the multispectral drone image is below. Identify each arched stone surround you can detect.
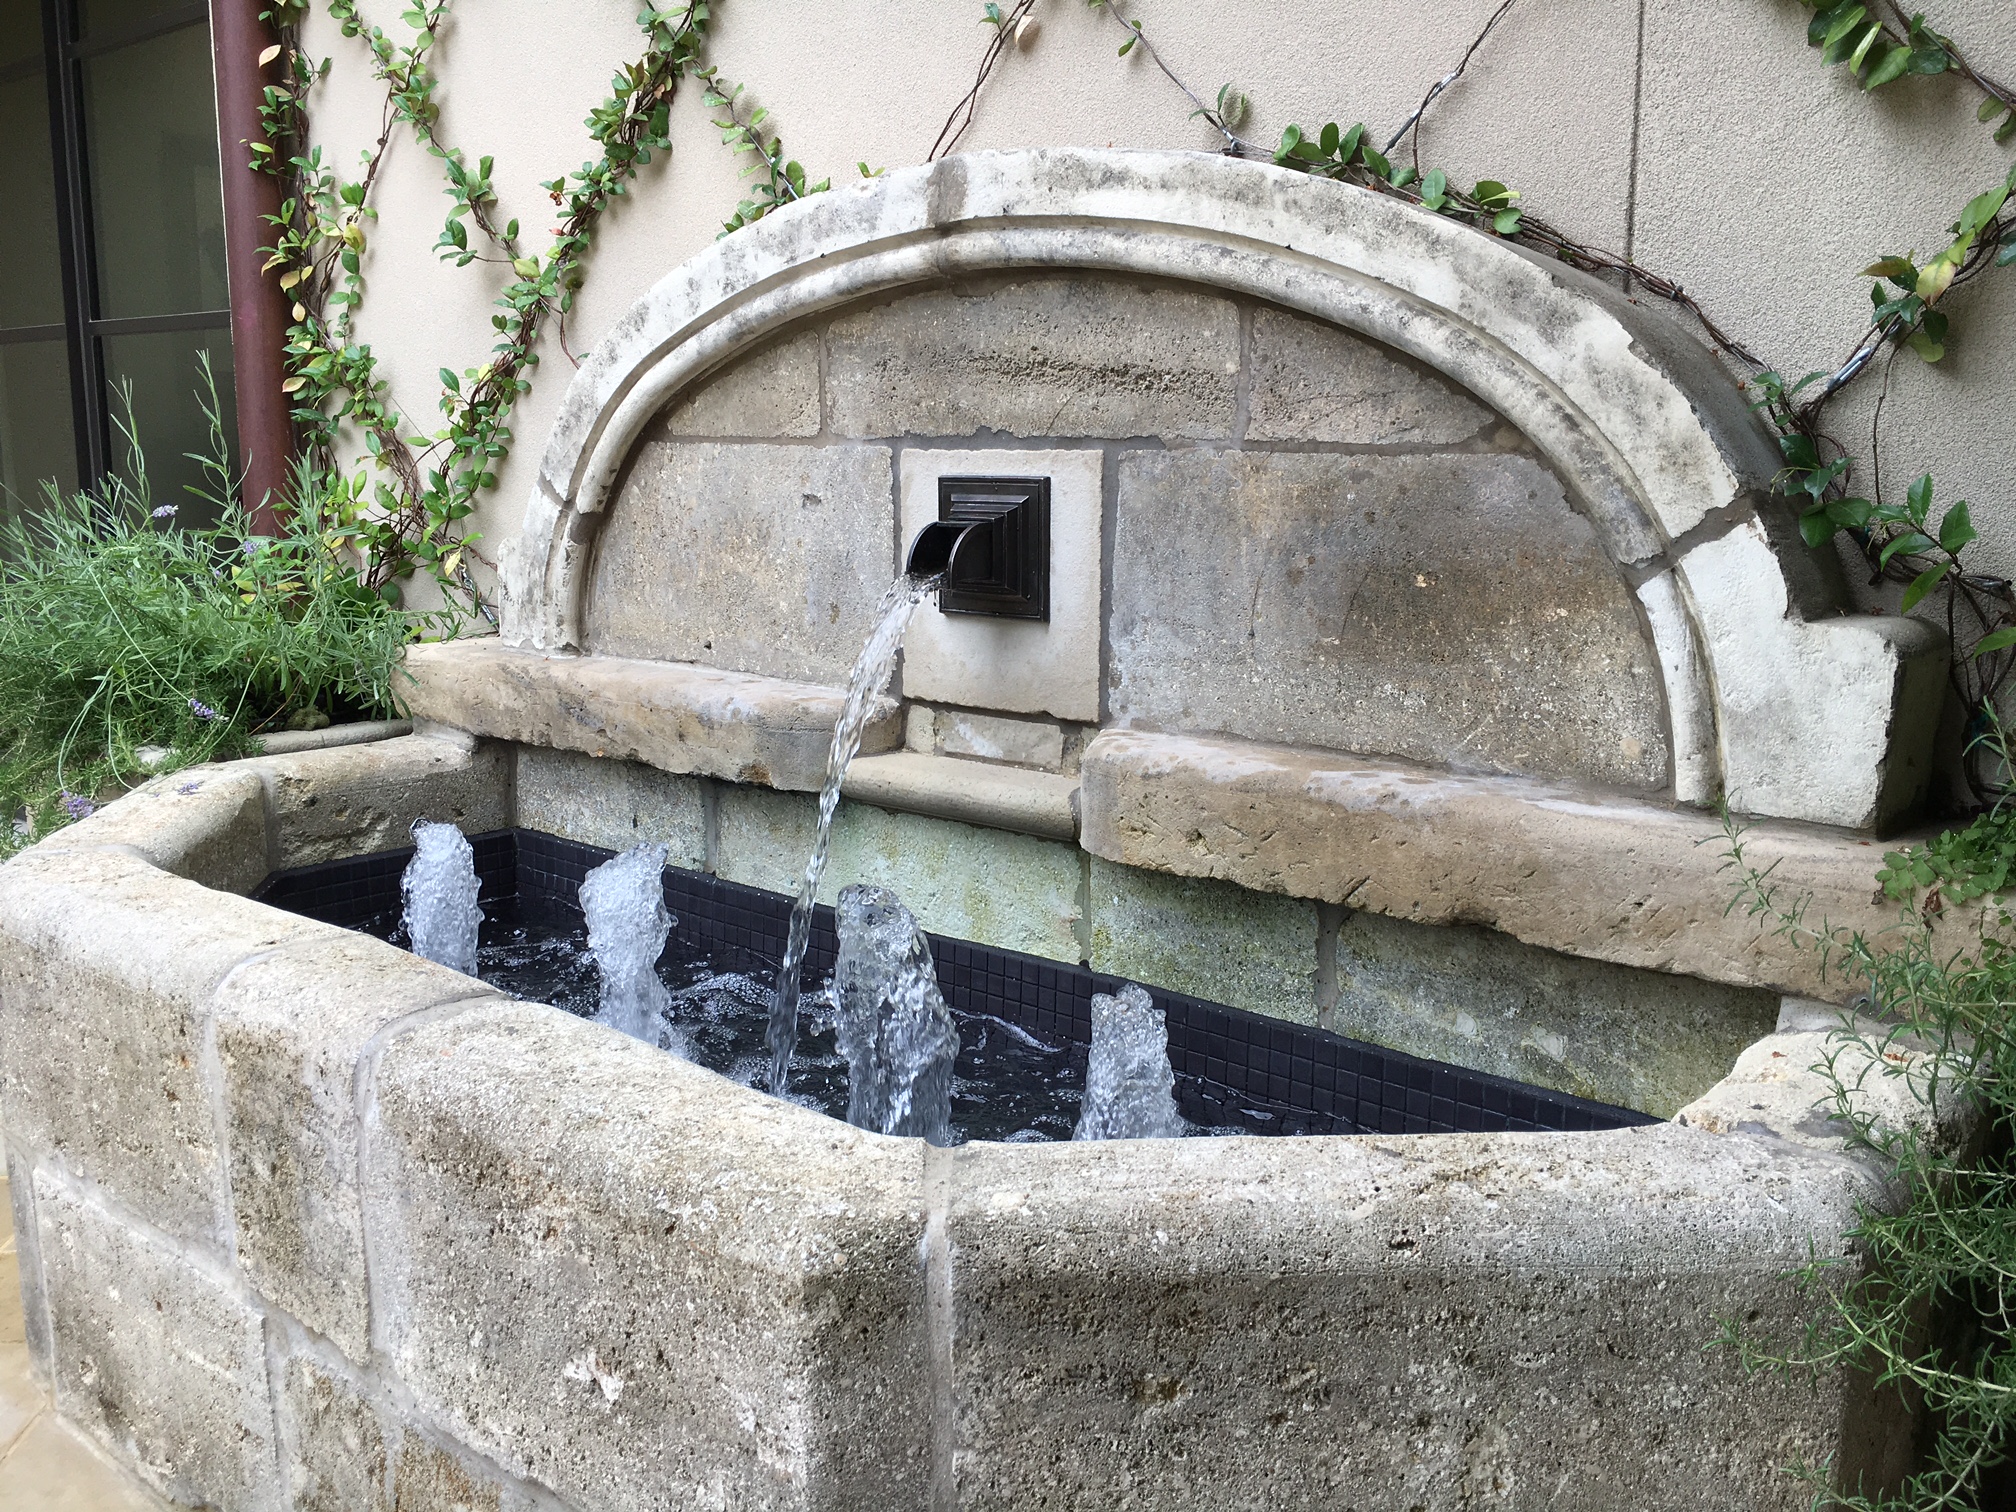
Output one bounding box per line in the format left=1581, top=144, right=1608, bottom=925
left=504, top=147, right=1945, bottom=829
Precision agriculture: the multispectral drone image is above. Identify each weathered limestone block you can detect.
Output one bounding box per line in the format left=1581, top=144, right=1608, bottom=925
left=1110, top=449, right=1671, bottom=790
left=841, top=751, right=1079, bottom=844
left=514, top=745, right=708, bottom=866
left=1087, top=857, right=1316, bottom=1023
left=403, top=640, right=900, bottom=792
left=943, top=1126, right=1907, bottom=1511
left=259, top=732, right=511, bottom=868
left=36, top=764, right=268, bottom=894
left=825, top=274, right=1240, bottom=440
left=716, top=785, right=1084, bottom=961
left=35, top=1172, right=278, bottom=1510
left=1675, top=1018, right=1954, bottom=1157
left=1331, top=908, right=1778, bottom=1118
left=1080, top=728, right=1898, bottom=1001
left=281, top=1354, right=539, bottom=1512
left=1246, top=306, right=1495, bottom=444
left=657, top=329, right=821, bottom=438
left=933, top=710, right=1067, bottom=771
left=896, top=447, right=1103, bottom=722
left=0, top=846, right=326, bottom=1246
left=213, top=935, right=505, bottom=1362
left=587, top=441, right=894, bottom=684
left=363, top=1006, right=931, bottom=1511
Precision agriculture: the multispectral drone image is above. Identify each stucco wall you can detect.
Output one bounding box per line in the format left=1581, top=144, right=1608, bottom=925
left=297, top=0, right=2016, bottom=639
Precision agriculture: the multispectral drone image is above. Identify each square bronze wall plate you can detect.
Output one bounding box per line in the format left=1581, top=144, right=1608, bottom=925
left=936, top=474, right=1050, bottom=620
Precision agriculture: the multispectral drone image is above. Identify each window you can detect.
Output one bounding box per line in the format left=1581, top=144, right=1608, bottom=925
left=0, top=0, right=235, bottom=525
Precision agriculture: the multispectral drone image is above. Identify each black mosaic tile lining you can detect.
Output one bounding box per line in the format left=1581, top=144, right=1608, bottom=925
left=253, top=828, right=1657, bottom=1138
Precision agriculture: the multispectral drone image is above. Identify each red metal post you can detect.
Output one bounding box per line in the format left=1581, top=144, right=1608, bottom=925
left=210, top=0, right=292, bottom=534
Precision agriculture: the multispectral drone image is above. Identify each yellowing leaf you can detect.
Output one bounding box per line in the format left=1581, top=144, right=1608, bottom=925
left=1917, top=257, right=1958, bottom=302
left=281, top=375, right=307, bottom=393
left=258, top=43, right=282, bottom=66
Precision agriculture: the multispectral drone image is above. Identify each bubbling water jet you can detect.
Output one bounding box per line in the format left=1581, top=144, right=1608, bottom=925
left=1073, top=982, right=1187, bottom=1141
left=580, top=841, right=687, bottom=1055
left=830, top=884, right=960, bottom=1144
left=402, top=821, right=482, bottom=976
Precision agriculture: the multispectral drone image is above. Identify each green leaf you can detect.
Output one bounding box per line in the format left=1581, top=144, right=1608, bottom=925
left=1998, top=110, right=2016, bottom=145
left=1118, top=32, right=1135, bottom=55
left=1900, top=560, right=1950, bottom=613
left=1904, top=44, right=1949, bottom=74
left=1999, top=238, right=2016, bottom=267
left=1820, top=6, right=1869, bottom=54
left=1863, top=40, right=1910, bottom=87
left=1319, top=121, right=1340, bottom=156
left=438, top=367, right=459, bottom=393
left=1420, top=167, right=1449, bottom=209
left=1971, top=626, right=2016, bottom=658
left=1957, top=182, right=2010, bottom=238
left=1799, top=507, right=1837, bottom=548
left=1880, top=530, right=1937, bottom=566
left=1939, top=499, right=1976, bottom=554
left=1493, top=207, right=1522, bottom=235
left=1848, top=21, right=1882, bottom=73
left=1907, top=328, right=1946, bottom=361
left=1829, top=496, right=1875, bottom=531
left=1907, top=473, right=1934, bottom=522
left=1981, top=96, right=2006, bottom=123
left=1862, top=256, right=1918, bottom=281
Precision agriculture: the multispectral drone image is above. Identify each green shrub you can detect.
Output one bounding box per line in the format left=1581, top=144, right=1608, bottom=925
left=0, top=370, right=426, bottom=856
left=1725, top=798, right=2016, bottom=1510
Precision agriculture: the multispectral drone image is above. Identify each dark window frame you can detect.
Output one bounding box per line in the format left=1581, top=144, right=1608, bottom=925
left=12, top=0, right=232, bottom=489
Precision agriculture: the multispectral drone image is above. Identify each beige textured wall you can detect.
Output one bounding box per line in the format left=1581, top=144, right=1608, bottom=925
left=298, top=0, right=2016, bottom=609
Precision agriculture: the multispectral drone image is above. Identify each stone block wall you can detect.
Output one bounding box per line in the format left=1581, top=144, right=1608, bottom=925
left=588, top=272, right=1672, bottom=793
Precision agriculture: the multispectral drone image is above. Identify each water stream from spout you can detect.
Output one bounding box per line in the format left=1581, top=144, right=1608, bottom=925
left=831, top=884, right=960, bottom=1142
left=765, top=572, right=940, bottom=1094
left=402, top=821, right=483, bottom=976
left=1073, top=982, right=1188, bottom=1140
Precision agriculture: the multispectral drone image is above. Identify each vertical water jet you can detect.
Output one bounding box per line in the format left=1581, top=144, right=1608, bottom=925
left=402, top=821, right=483, bottom=976
left=580, top=841, right=684, bottom=1054
left=831, top=884, right=960, bottom=1144
left=1074, top=982, right=1187, bottom=1140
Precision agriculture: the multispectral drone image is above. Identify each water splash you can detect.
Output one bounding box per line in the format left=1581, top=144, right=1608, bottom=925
left=830, top=885, right=959, bottom=1144
left=1073, top=982, right=1187, bottom=1141
left=402, top=821, right=484, bottom=976
left=579, top=841, right=687, bottom=1055
left=765, top=572, right=939, bottom=1093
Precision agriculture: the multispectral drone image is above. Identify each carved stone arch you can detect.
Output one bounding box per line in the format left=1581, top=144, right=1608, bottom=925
left=505, top=147, right=1942, bottom=829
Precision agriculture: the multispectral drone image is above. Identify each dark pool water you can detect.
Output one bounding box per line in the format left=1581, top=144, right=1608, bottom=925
left=365, top=910, right=1134, bottom=1144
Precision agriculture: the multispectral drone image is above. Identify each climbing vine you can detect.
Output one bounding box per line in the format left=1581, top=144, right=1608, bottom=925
left=249, top=0, right=722, bottom=612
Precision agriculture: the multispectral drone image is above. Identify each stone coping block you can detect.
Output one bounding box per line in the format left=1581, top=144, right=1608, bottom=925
left=257, top=730, right=510, bottom=869
left=34, top=764, right=269, bottom=895
left=840, top=750, right=1079, bottom=841
left=364, top=1005, right=934, bottom=1510
left=1080, top=727, right=1903, bottom=1002
left=402, top=638, right=900, bottom=793
left=941, top=1124, right=1904, bottom=1510
left=0, top=846, right=331, bottom=1248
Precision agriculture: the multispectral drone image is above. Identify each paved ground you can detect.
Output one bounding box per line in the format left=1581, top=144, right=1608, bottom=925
left=0, top=1175, right=173, bottom=1509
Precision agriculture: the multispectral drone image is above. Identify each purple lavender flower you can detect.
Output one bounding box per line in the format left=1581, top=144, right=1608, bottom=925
left=176, top=781, right=202, bottom=795
left=60, top=791, right=94, bottom=821
left=151, top=504, right=177, bottom=519
left=189, top=697, right=220, bottom=722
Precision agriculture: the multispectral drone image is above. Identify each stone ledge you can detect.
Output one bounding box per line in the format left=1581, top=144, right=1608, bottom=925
left=253, top=718, right=413, bottom=756
left=402, top=639, right=900, bottom=792
left=1079, top=727, right=1903, bottom=1001
left=841, top=751, right=1079, bottom=841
